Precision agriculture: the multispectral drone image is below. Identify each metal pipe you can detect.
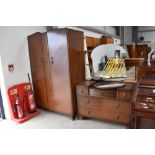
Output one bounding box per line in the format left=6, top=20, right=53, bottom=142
left=138, top=29, right=155, bottom=32
left=78, top=26, right=120, bottom=39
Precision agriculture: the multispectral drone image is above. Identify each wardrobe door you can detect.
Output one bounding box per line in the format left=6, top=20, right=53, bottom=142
left=47, top=29, right=73, bottom=115
left=67, top=29, right=85, bottom=114
left=42, top=33, right=54, bottom=110
left=28, top=33, right=48, bottom=109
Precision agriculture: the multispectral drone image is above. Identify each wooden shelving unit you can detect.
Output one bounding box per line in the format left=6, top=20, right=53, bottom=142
left=85, top=36, right=114, bottom=72
left=127, top=44, right=149, bottom=59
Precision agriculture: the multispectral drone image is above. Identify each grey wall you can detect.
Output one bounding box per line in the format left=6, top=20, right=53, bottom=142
left=138, top=26, right=155, bottom=42
left=86, top=26, right=117, bottom=36
left=56, top=26, right=119, bottom=38
left=124, top=26, right=132, bottom=45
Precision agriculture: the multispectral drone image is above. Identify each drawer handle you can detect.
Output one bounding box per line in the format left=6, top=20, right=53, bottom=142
left=147, top=97, right=152, bottom=100
left=40, top=57, right=44, bottom=63
left=115, top=114, right=119, bottom=120
left=86, top=99, right=90, bottom=104
left=146, top=97, right=153, bottom=102
left=87, top=110, right=91, bottom=114
left=123, top=92, right=126, bottom=96
left=115, top=103, right=119, bottom=108
left=148, top=105, right=154, bottom=109
left=81, top=88, right=83, bottom=93
left=50, top=57, right=54, bottom=64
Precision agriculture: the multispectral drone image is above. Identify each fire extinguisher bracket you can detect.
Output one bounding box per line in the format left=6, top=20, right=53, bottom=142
left=7, top=83, right=41, bottom=124
left=13, top=109, right=41, bottom=123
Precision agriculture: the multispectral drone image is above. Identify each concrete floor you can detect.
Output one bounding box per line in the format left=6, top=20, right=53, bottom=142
left=0, top=110, right=126, bottom=129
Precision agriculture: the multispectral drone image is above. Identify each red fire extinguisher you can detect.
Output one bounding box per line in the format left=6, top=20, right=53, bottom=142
left=27, top=90, right=36, bottom=112
left=14, top=95, right=24, bottom=119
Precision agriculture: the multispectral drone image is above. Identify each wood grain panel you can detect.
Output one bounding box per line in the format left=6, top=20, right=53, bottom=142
left=79, top=107, right=130, bottom=124
left=78, top=96, right=130, bottom=114
left=28, top=33, right=48, bottom=109
left=68, top=29, right=85, bottom=114
left=89, top=88, right=117, bottom=98
left=47, top=29, right=73, bottom=115
left=42, top=33, right=54, bottom=110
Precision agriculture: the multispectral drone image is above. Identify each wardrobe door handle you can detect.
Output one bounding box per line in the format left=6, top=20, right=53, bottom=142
left=40, top=57, right=43, bottom=63
left=51, top=57, right=54, bottom=64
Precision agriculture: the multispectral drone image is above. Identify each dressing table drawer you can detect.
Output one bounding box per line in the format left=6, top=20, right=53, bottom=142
left=136, top=96, right=155, bottom=104
left=118, top=90, right=132, bottom=101
left=89, top=88, right=116, bottom=98
left=76, top=86, right=89, bottom=96
left=79, top=107, right=130, bottom=124
left=78, top=97, right=130, bottom=114
left=78, top=97, right=116, bottom=109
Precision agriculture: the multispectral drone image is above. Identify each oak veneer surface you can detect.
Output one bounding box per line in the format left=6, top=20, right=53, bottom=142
left=28, top=29, right=85, bottom=117
left=42, top=33, right=54, bottom=110
left=47, top=29, right=72, bottom=115
left=76, top=82, right=133, bottom=125
left=47, top=29, right=85, bottom=116
left=79, top=107, right=130, bottom=124
left=67, top=29, right=85, bottom=114
left=28, top=33, right=48, bottom=109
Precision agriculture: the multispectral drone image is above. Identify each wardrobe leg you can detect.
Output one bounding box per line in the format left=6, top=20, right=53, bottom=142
left=130, top=115, right=134, bottom=129
left=134, top=115, right=138, bottom=129
left=71, top=115, right=76, bottom=120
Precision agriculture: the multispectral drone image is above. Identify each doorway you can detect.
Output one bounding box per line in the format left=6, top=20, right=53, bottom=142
left=0, top=88, right=5, bottom=119
left=0, top=56, right=6, bottom=120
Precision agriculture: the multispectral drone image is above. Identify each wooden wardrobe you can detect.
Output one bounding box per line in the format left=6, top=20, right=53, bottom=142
left=28, top=28, right=85, bottom=118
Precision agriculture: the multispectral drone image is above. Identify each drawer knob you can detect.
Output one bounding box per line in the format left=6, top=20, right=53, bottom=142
left=148, top=105, right=154, bottom=109
left=115, top=114, right=119, bottom=120
left=123, top=92, right=126, bottom=96
left=145, top=97, right=154, bottom=103
left=87, top=110, right=91, bottom=114
left=81, top=88, right=83, bottom=93
left=115, top=103, right=119, bottom=108
left=86, top=99, right=90, bottom=104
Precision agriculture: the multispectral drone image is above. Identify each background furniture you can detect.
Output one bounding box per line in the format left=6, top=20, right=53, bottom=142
left=28, top=28, right=85, bottom=118
left=85, top=37, right=101, bottom=72
left=85, top=36, right=114, bottom=72
left=85, top=37, right=101, bottom=49
left=132, top=63, right=155, bottom=128
left=127, top=44, right=149, bottom=58
left=100, top=36, right=114, bottom=44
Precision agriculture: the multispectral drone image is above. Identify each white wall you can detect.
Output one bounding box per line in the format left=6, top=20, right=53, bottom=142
left=0, top=26, right=47, bottom=118
left=138, top=26, right=155, bottom=42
